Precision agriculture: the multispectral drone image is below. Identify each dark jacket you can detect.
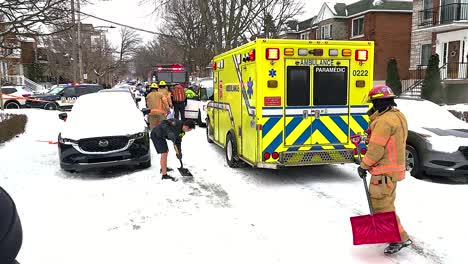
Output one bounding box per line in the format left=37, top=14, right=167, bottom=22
left=0, top=186, right=22, bottom=264
left=153, top=118, right=185, bottom=150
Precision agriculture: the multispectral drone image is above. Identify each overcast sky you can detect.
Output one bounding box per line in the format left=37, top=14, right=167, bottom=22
left=81, top=0, right=411, bottom=47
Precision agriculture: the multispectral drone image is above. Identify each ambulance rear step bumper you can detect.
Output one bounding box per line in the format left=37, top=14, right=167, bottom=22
left=280, top=149, right=355, bottom=166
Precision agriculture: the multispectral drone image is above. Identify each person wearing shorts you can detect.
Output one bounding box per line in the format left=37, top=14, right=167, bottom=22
left=151, top=118, right=196, bottom=181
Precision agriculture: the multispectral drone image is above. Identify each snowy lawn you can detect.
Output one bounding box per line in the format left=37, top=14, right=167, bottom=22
left=0, top=109, right=467, bottom=264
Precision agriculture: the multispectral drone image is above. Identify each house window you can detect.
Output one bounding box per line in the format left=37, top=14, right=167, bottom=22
left=300, top=32, right=309, bottom=40
left=352, top=17, right=364, bottom=38
left=320, top=24, right=332, bottom=39
left=421, top=44, right=432, bottom=66
left=423, top=0, right=432, bottom=20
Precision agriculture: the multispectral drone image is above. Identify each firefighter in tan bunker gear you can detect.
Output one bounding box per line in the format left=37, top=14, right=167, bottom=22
left=146, top=83, right=169, bottom=129
left=357, top=85, right=412, bottom=255
left=158, top=80, right=173, bottom=108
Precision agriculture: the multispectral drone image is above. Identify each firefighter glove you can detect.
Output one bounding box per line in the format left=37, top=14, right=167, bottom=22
left=357, top=166, right=368, bottom=179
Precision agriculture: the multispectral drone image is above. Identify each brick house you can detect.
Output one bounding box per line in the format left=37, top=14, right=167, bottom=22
left=410, top=0, right=468, bottom=103
left=345, top=0, right=413, bottom=83
left=283, top=0, right=412, bottom=85
left=313, top=3, right=348, bottom=40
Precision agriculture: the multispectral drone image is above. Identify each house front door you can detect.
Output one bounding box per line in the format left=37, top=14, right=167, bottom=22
left=448, top=40, right=460, bottom=78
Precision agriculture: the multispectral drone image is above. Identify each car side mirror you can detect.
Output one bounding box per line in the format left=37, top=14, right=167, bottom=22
left=141, top=108, right=150, bottom=115
left=136, top=97, right=142, bottom=102
left=58, top=113, right=67, bottom=121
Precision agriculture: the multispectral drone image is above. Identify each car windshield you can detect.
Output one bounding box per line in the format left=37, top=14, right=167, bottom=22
left=49, top=86, right=65, bottom=95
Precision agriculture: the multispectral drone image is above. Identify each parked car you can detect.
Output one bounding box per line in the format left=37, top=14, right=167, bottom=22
left=99, top=86, right=141, bottom=105
left=185, top=78, right=214, bottom=126
left=1, top=86, right=31, bottom=109
left=58, top=92, right=151, bottom=172
left=396, top=97, right=468, bottom=179
left=26, top=83, right=103, bottom=110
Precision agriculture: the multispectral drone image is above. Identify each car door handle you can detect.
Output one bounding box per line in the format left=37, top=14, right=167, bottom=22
left=303, top=110, right=308, bottom=119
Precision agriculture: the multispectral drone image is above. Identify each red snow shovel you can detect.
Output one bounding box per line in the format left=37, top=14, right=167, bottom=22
left=349, top=134, right=401, bottom=245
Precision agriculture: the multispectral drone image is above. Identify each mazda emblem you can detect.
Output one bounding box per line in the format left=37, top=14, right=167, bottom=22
left=98, top=140, right=109, bottom=147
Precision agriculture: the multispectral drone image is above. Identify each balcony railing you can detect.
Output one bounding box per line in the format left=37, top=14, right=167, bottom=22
left=418, top=3, right=468, bottom=28
left=441, top=62, right=468, bottom=79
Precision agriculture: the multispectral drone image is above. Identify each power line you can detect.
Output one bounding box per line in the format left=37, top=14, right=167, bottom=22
left=77, top=10, right=173, bottom=38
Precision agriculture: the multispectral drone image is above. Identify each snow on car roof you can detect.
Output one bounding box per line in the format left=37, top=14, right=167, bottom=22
left=73, top=91, right=135, bottom=111
left=396, top=98, right=468, bottom=130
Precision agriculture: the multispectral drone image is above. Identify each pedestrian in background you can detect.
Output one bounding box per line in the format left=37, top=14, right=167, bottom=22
left=172, top=84, right=187, bottom=120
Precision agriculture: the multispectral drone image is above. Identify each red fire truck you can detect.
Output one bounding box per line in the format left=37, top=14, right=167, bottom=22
left=147, top=64, right=189, bottom=86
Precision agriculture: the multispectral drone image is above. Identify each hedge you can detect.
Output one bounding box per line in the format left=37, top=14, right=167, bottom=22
left=0, top=113, right=28, bottom=144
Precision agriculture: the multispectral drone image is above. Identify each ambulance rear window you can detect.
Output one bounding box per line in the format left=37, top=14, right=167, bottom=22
left=287, top=66, right=310, bottom=106
left=313, top=66, right=348, bottom=106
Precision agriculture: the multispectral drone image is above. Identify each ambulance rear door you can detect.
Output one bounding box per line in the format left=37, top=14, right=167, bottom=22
left=311, top=59, right=351, bottom=146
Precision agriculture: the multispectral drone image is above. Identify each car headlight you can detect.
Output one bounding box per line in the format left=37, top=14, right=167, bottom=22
left=129, top=132, right=146, bottom=140
left=58, top=137, right=78, bottom=145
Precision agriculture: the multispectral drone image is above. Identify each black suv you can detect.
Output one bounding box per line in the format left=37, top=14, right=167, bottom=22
left=26, top=84, right=103, bottom=110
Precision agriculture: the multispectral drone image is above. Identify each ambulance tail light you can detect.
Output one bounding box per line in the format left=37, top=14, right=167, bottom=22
left=355, top=50, right=368, bottom=61
left=249, top=49, right=256, bottom=61
left=272, top=152, right=279, bottom=160
left=212, top=63, right=217, bottom=70
left=266, top=48, right=280, bottom=60
left=353, top=148, right=358, bottom=155
left=361, top=148, right=367, bottom=155
left=263, top=152, right=271, bottom=160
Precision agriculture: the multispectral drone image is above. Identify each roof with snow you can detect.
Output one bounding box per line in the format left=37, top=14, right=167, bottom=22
left=346, top=0, right=413, bottom=16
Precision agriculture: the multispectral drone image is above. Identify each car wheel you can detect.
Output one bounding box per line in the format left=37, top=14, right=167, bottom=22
left=406, top=145, right=422, bottom=178
left=197, top=111, right=206, bottom=127
left=44, top=102, right=58, bottom=110
left=206, top=119, right=214, bottom=144
left=225, top=133, right=242, bottom=168
left=139, top=159, right=152, bottom=169
left=5, top=101, right=20, bottom=109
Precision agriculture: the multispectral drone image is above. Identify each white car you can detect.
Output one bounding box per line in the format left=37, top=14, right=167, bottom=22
left=185, top=78, right=214, bottom=126
left=57, top=92, right=151, bottom=172
left=1, top=86, right=31, bottom=109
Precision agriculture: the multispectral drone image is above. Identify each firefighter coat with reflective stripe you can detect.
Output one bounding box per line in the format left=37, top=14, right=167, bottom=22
left=159, top=88, right=173, bottom=107
left=146, top=91, right=169, bottom=115
left=172, top=86, right=186, bottom=103
left=361, top=108, right=408, bottom=181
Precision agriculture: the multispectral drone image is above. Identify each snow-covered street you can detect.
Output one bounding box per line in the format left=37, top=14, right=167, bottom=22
left=1, top=109, right=467, bottom=264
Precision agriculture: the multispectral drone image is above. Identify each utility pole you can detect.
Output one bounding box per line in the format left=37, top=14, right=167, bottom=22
left=77, top=0, right=84, bottom=83
left=71, top=0, right=77, bottom=82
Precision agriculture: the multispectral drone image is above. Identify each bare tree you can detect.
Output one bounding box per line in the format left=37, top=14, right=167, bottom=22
left=160, top=0, right=214, bottom=75
left=150, top=0, right=303, bottom=54
left=0, top=0, right=71, bottom=46
left=118, top=27, right=142, bottom=63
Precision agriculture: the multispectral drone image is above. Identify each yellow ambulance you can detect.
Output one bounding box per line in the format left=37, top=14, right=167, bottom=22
left=206, top=39, right=373, bottom=169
